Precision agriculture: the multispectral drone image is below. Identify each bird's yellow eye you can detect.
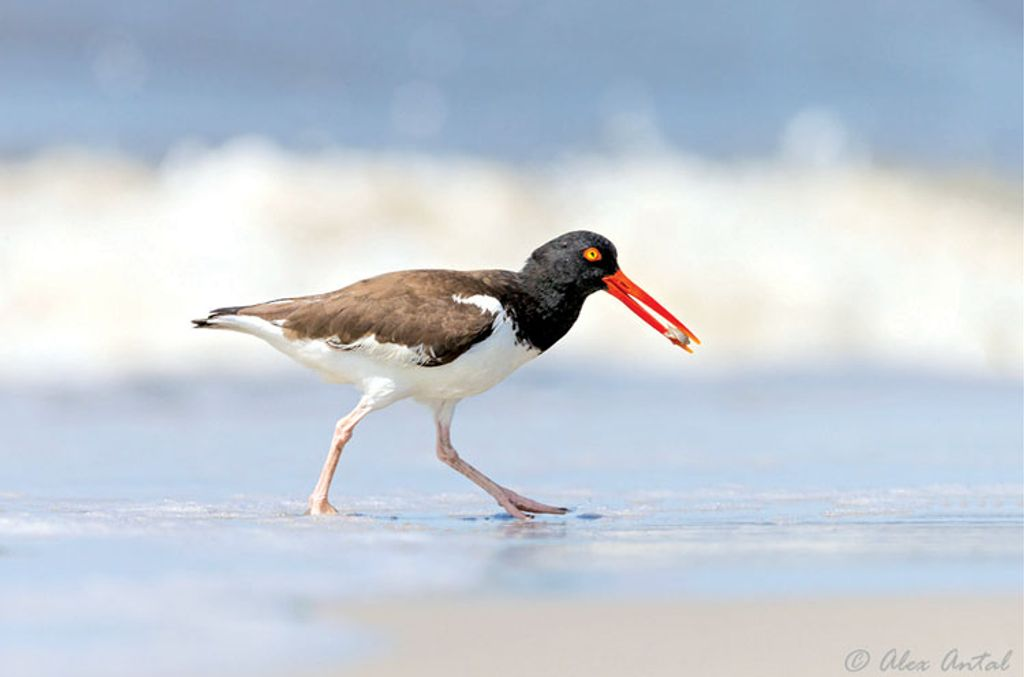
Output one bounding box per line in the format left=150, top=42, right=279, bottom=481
left=582, top=247, right=602, bottom=262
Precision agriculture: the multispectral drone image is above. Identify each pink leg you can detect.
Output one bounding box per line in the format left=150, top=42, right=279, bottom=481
left=433, top=402, right=568, bottom=519
left=307, top=399, right=374, bottom=516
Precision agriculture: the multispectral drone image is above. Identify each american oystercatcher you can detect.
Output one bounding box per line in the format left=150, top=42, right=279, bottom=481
left=194, top=231, right=698, bottom=518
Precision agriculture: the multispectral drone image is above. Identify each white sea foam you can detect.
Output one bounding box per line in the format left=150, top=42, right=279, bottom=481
left=0, top=140, right=1020, bottom=380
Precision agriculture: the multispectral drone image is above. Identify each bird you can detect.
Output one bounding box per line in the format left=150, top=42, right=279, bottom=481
left=193, top=231, right=699, bottom=519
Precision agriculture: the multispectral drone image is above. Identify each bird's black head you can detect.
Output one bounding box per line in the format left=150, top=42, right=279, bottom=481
left=516, top=229, right=700, bottom=355
left=520, top=230, right=620, bottom=295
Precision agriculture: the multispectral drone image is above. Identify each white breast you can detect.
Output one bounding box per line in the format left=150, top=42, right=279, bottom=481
left=405, top=302, right=540, bottom=402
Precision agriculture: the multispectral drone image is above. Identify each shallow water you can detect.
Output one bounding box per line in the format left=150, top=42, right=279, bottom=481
left=1, top=366, right=1021, bottom=675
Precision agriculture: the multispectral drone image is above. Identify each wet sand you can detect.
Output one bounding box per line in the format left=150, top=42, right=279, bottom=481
left=326, top=595, right=1023, bottom=677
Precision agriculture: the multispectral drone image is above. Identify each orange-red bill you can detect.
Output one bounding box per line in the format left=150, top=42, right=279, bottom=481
left=602, top=270, right=700, bottom=353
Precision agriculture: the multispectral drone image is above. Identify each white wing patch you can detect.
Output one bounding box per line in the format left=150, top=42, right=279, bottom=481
left=451, top=294, right=502, bottom=314
left=326, top=334, right=440, bottom=366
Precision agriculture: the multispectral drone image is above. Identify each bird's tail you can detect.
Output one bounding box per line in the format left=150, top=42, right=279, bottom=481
left=193, top=297, right=300, bottom=341
left=191, top=305, right=247, bottom=329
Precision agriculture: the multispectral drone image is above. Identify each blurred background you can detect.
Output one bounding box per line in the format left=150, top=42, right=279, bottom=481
left=0, top=2, right=1021, bottom=677
left=1, top=0, right=1021, bottom=378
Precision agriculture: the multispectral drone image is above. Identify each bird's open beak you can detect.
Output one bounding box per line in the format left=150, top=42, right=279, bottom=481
left=603, top=270, right=700, bottom=353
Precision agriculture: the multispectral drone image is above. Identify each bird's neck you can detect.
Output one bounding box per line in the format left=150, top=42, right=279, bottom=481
left=506, top=268, right=591, bottom=352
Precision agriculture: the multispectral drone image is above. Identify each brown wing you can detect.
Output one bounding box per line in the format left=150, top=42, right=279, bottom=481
left=230, top=270, right=515, bottom=367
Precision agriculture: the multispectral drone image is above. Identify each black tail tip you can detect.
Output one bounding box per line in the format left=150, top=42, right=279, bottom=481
left=193, top=305, right=244, bottom=328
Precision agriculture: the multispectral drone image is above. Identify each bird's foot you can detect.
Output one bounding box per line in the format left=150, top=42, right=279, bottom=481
left=306, top=497, right=338, bottom=516
left=500, top=488, right=569, bottom=516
